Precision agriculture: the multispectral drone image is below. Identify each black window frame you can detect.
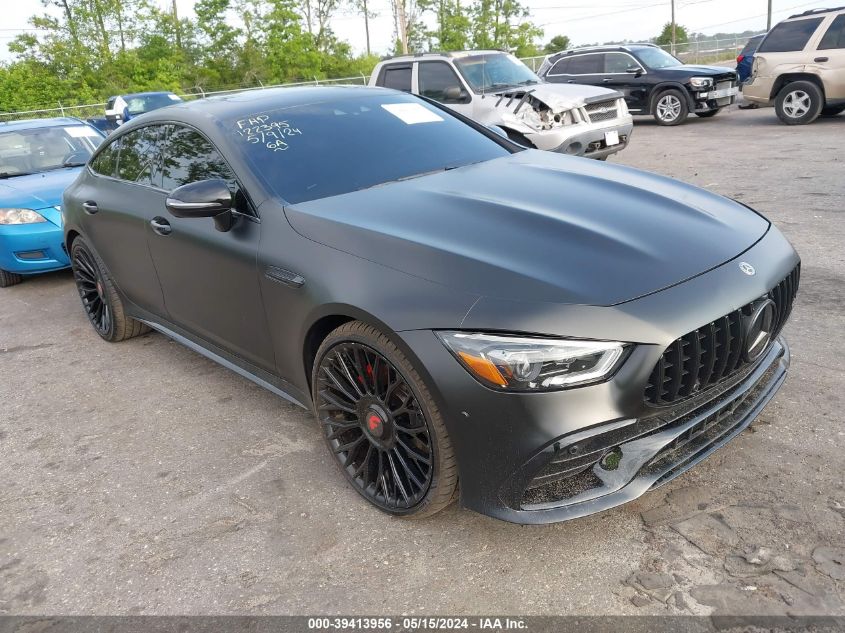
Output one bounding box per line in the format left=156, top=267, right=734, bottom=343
left=758, top=17, right=825, bottom=53
left=378, top=64, right=413, bottom=92
left=159, top=123, right=257, bottom=219
left=417, top=61, right=471, bottom=104
left=818, top=14, right=845, bottom=50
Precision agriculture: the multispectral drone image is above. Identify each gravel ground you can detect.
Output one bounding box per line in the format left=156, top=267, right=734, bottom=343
left=1, top=106, right=844, bottom=616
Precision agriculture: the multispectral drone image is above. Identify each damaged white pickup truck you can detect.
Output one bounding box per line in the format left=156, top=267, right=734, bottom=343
left=370, top=50, right=634, bottom=160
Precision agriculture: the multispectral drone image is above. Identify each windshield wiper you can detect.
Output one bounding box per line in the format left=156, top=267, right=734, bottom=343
left=0, top=171, right=34, bottom=179
left=358, top=163, right=477, bottom=192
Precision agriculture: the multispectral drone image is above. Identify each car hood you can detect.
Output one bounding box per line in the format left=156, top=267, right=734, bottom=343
left=495, top=82, right=621, bottom=111
left=0, top=167, right=82, bottom=209
left=285, top=150, right=769, bottom=306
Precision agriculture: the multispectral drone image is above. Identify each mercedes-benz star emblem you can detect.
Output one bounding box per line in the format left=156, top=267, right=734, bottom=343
left=743, top=298, right=776, bottom=362
left=739, top=261, right=756, bottom=276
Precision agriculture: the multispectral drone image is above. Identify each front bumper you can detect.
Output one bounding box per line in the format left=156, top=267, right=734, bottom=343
left=0, top=216, right=70, bottom=274
left=692, top=84, right=739, bottom=111
left=528, top=120, right=634, bottom=160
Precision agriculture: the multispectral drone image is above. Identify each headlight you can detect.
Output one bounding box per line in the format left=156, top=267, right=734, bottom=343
left=617, top=98, right=629, bottom=115
left=689, top=77, right=714, bottom=90
left=437, top=331, right=629, bottom=391
left=0, top=209, right=47, bottom=225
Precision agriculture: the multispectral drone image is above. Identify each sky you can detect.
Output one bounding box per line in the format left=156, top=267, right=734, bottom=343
left=0, top=0, right=837, bottom=62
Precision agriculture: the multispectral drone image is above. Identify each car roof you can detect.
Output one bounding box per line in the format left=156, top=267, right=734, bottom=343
left=0, top=117, right=91, bottom=132
left=116, top=91, right=180, bottom=99
left=546, top=43, right=659, bottom=60
left=786, top=5, right=844, bottom=19
left=380, top=50, right=507, bottom=63
left=125, top=85, right=397, bottom=126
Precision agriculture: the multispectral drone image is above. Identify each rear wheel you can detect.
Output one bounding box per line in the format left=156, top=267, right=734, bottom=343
left=695, top=108, right=721, bottom=118
left=312, top=321, right=458, bottom=518
left=775, top=81, right=824, bottom=125
left=70, top=238, right=150, bottom=342
left=821, top=105, right=845, bottom=117
left=653, top=89, right=689, bottom=126
left=0, top=269, right=23, bottom=288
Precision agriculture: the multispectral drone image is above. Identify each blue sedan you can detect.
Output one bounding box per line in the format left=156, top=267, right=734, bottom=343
left=0, top=117, right=104, bottom=287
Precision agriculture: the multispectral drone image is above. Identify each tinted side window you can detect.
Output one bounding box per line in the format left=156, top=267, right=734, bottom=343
left=91, top=139, right=120, bottom=177
left=379, top=65, right=412, bottom=92
left=819, top=14, right=845, bottom=49
left=568, top=54, right=603, bottom=74
left=759, top=17, right=824, bottom=52
left=116, top=126, right=162, bottom=186
left=418, top=62, right=466, bottom=103
left=160, top=125, right=236, bottom=193
left=548, top=58, right=570, bottom=75
left=605, top=53, right=636, bottom=73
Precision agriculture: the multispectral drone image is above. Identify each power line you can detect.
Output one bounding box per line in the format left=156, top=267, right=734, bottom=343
left=690, top=0, right=826, bottom=31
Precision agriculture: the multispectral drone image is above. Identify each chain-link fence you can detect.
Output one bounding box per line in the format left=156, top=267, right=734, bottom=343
left=1, top=37, right=760, bottom=123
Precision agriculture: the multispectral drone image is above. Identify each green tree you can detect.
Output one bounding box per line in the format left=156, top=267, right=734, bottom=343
left=543, top=34, right=570, bottom=54
left=655, top=22, right=689, bottom=47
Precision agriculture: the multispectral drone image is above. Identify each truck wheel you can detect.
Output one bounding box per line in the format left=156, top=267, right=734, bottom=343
left=775, top=81, right=823, bottom=125
left=0, top=269, right=23, bottom=287
left=653, top=89, right=689, bottom=126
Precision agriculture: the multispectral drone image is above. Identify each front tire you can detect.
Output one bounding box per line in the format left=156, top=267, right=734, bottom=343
left=775, top=81, right=824, bottom=125
left=653, top=89, right=689, bottom=126
left=312, top=321, right=458, bottom=518
left=695, top=108, right=721, bottom=118
left=0, top=269, right=23, bottom=288
left=70, top=238, right=150, bottom=342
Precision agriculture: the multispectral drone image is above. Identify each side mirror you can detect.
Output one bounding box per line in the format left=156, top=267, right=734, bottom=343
left=443, top=86, right=469, bottom=102
left=626, top=66, right=643, bottom=77
left=166, top=178, right=234, bottom=232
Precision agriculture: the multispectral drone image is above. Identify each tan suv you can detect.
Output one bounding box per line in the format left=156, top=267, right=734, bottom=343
left=744, top=7, right=845, bottom=124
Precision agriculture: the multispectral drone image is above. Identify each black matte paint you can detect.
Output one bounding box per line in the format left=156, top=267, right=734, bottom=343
left=63, top=86, right=799, bottom=524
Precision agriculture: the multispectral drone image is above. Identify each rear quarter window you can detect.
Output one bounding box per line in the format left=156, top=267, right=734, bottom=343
left=758, top=17, right=824, bottom=52
left=91, top=139, right=120, bottom=177
left=818, top=14, right=845, bottom=50
left=378, top=65, right=412, bottom=92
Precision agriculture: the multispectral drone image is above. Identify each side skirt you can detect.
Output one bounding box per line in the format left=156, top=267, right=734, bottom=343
left=129, top=304, right=310, bottom=410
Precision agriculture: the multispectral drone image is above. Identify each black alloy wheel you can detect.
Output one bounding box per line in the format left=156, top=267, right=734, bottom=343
left=313, top=322, right=457, bottom=517
left=70, top=238, right=150, bottom=342
left=72, top=244, right=112, bottom=336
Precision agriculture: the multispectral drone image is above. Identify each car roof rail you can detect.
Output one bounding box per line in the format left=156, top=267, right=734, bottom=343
left=788, top=5, right=845, bottom=18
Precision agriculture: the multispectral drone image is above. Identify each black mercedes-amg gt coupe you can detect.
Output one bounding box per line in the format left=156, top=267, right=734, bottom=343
left=63, top=86, right=799, bottom=524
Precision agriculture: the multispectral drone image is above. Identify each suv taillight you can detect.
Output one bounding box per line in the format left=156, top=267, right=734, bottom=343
left=737, top=54, right=745, bottom=63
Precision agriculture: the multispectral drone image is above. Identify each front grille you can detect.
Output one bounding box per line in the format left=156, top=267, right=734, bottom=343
left=585, top=99, right=618, bottom=123
left=644, top=265, right=799, bottom=406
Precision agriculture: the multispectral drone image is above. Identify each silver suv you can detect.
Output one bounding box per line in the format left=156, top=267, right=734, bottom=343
left=744, top=6, right=845, bottom=124
left=369, top=51, right=634, bottom=160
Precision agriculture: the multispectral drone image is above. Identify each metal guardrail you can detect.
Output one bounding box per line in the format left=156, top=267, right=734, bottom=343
left=1, top=37, right=759, bottom=122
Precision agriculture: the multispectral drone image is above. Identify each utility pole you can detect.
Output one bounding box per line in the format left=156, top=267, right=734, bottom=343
left=671, top=0, right=676, bottom=55
left=766, top=0, right=772, bottom=30
left=363, top=0, right=371, bottom=56
left=395, top=0, right=409, bottom=54
left=172, top=0, right=182, bottom=50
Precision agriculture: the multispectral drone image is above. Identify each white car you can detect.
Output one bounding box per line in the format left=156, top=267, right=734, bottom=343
left=369, top=50, right=634, bottom=160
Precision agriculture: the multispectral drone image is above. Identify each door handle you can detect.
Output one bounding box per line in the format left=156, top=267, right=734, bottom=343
left=82, top=201, right=98, bottom=214
left=567, top=80, right=575, bottom=83
left=814, top=56, right=829, bottom=62
left=602, top=78, right=613, bottom=82
left=150, top=216, right=172, bottom=236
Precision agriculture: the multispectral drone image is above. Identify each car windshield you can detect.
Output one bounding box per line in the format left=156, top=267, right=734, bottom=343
left=454, top=53, right=542, bottom=91
left=125, top=93, right=182, bottom=115
left=636, top=47, right=683, bottom=69
left=226, top=92, right=512, bottom=204
left=0, top=125, right=103, bottom=178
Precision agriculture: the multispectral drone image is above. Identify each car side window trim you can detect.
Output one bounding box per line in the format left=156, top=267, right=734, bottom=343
left=546, top=51, right=647, bottom=76
left=88, top=121, right=258, bottom=220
